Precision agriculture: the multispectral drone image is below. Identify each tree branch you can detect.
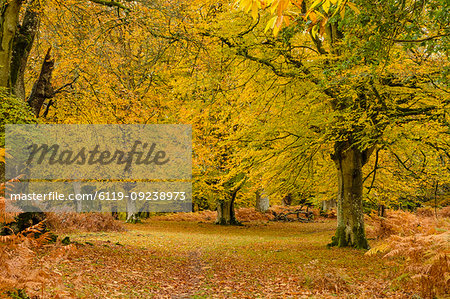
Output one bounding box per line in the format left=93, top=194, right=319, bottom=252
left=390, top=149, right=418, bottom=179
left=391, top=106, right=437, bottom=117
left=88, top=0, right=129, bottom=11
left=388, top=33, right=450, bottom=43
left=364, top=147, right=381, bottom=195
left=201, top=32, right=312, bottom=80
left=52, top=75, right=79, bottom=96
left=11, top=0, right=41, bottom=100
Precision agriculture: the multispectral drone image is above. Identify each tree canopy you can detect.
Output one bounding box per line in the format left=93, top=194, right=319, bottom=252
left=0, top=0, right=448, bottom=247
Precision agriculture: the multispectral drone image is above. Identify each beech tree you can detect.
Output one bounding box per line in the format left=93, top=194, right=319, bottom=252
left=35, top=0, right=211, bottom=220
left=224, top=0, right=449, bottom=248
left=0, top=0, right=130, bottom=111
left=0, top=0, right=134, bottom=221
left=2, top=0, right=447, bottom=238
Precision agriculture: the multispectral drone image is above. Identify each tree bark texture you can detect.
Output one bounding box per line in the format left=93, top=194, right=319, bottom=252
left=216, top=189, right=240, bottom=225
left=27, top=47, right=54, bottom=116
left=329, top=140, right=370, bottom=249
left=10, top=0, right=40, bottom=99
left=0, top=0, right=22, bottom=88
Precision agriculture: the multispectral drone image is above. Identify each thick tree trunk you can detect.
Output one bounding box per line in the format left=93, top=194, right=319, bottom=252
left=0, top=0, right=22, bottom=89
left=10, top=0, right=40, bottom=99
left=329, top=140, right=370, bottom=249
left=216, top=190, right=239, bottom=225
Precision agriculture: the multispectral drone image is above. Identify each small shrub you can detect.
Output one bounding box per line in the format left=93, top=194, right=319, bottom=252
left=151, top=206, right=323, bottom=223
left=236, top=208, right=272, bottom=222
left=324, top=209, right=337, bottom=219
left=152, top=210, right=217, bottom=222
left=365, top=210, right=444, bottom=240
left=0, top=88, right=36, bottom=146
left=45, top=212, right=125, bottom=233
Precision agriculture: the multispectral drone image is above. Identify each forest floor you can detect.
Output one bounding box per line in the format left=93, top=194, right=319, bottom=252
left=45, top=219, right=418, bottom=298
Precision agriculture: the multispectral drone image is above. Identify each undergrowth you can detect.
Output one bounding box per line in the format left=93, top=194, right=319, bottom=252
left=152, top=205, right=323, bottom=222
left=366, top=209, right=449, bottom=298
left=45, top=212, right=125, bottom=233
left=0, top=179, right=74, bottom=297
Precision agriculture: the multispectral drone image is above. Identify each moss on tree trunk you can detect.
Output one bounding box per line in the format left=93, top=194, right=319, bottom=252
left=0, top=0, right=22, bottom=89
left=329, top=140, right=370, bottom=249
left=10, top=0, right=40, bottom=99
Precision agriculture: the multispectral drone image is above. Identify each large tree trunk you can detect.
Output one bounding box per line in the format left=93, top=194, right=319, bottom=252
left=10, top=0, right=40, bottom=99
left=216, top=190, right=239, bottom=225
left=329, top=140, right=371, bottom=249
left=0, top=0, right=23, bottom=89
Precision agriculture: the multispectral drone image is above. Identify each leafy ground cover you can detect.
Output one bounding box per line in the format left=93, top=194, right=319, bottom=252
left=47, top=219, right=419, bottom=298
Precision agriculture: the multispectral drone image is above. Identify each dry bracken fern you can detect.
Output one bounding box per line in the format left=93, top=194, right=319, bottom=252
left=366, top=210, right=449, bottom=298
